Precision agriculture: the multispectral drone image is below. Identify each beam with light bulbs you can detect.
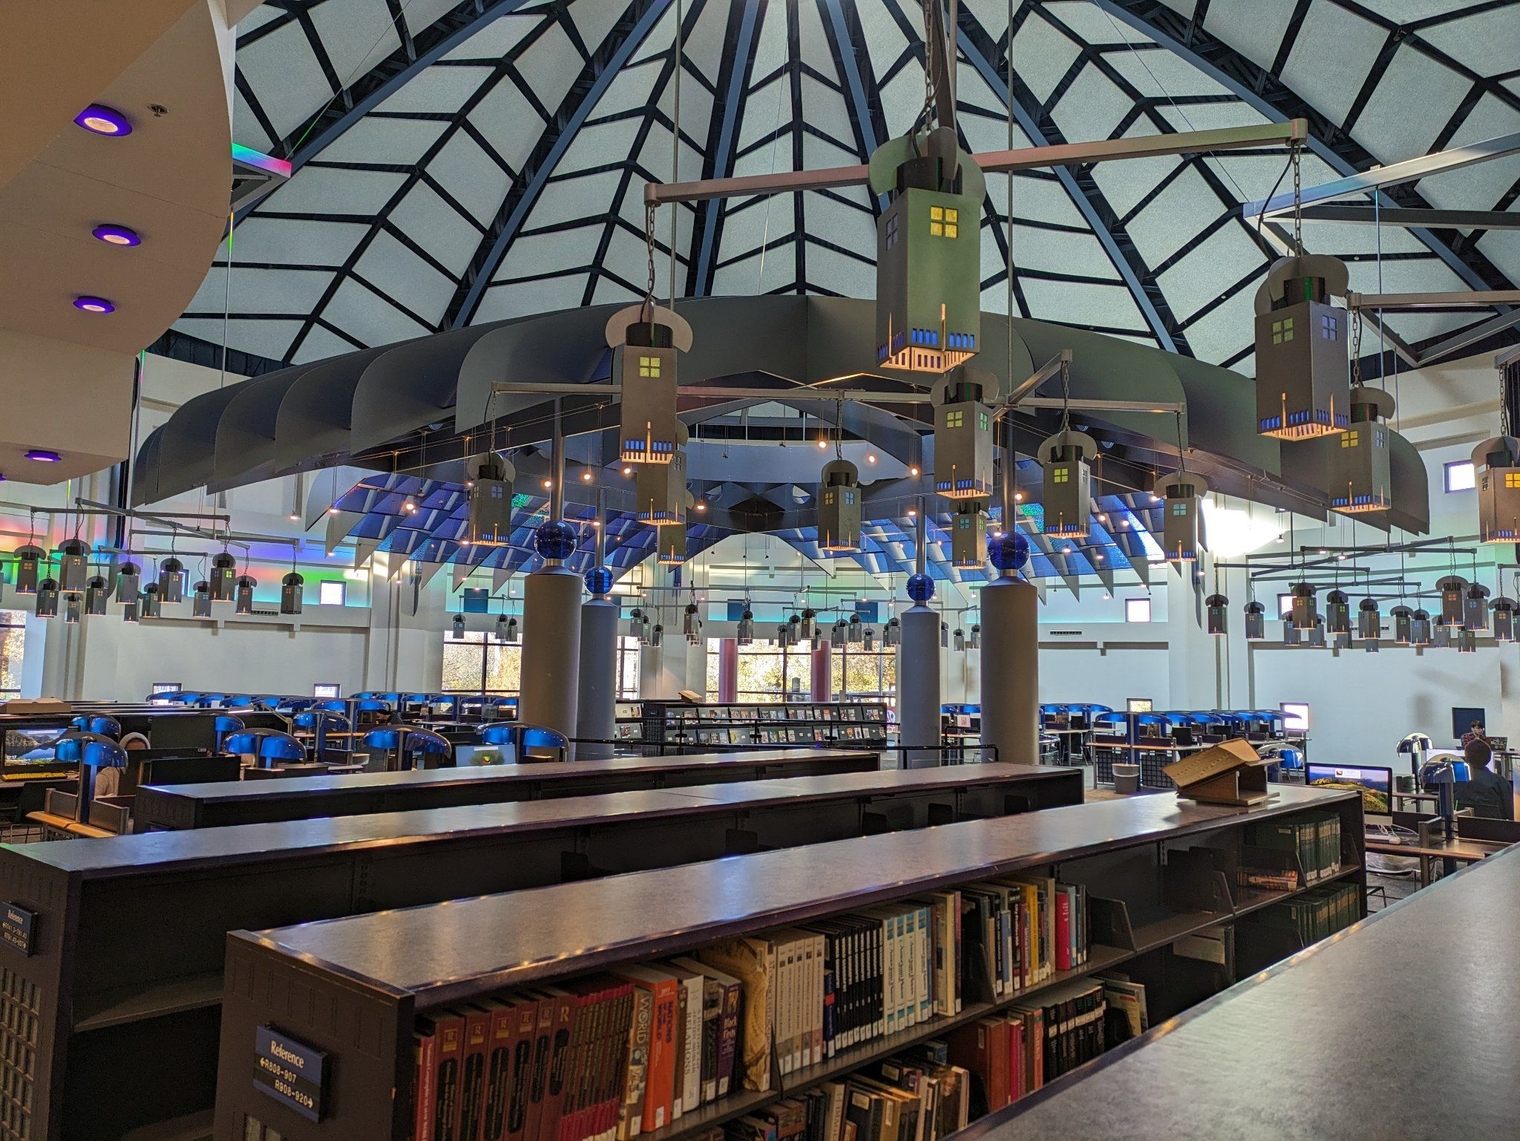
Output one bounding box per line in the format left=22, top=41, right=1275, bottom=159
left=644, top=120, right=1310, bottom=206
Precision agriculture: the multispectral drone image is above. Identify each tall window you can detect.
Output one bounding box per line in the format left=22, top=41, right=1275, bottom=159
left=713, top=640, right=814, bottom=703
left=0, top=611, right=25, bottom=697
left=616, top=635, right=641, bottom=701
left=441, top=632, right=522, bottom=694
left=831, top=646, right=898, bottom=702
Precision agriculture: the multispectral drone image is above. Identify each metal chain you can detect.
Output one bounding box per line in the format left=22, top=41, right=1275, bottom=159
left=1291, top=142, right=1303, bottom=256
left=644, top=203, right=657, bottom=319
left=1059, top=356, right=1071, bottom=431
left=920, top=0, right=937, bottom=132
left=1351, top=312, right=1362, bottom=387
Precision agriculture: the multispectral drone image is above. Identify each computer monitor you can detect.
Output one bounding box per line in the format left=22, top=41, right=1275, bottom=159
left=151, top=682, right=182, bottom=695
left=313, top=683, right=341, bottom=700
left=2, top=725, right=77, bottom=777
left=1305, top=762, right=1392, bottom=816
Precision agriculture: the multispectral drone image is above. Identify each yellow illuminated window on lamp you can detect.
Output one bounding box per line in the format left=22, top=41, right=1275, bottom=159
left=979, top=412, right=989, bottom=430
left=1508, top=473, right=1520, bottom=489
left=823, top=491, right=834, bottom=505
left=1052, top=467, right=1069, bottom=484
left=638, top=355, right=661, bottom=377
left=1271, top=317, right=1295, bottom=345
left=945, top=410, right=964, bottom=428
left=1341, top=430, right=1359, bottom=448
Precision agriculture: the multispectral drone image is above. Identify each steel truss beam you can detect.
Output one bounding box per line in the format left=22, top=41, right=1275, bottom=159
left=1300, top=205, right=1520, bottom=231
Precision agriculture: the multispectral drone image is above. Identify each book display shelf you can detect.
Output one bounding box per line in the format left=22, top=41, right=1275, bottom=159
left=134, top=748, right=881, bottom=831
left=212, top=786, right=1363, bottom=1141
left=641, top=704, right=891, bottom=751
left=0, top=764, right=1079, bottom=1141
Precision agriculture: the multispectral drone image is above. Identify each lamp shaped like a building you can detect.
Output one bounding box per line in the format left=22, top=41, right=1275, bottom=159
left=14, top=545, right=45, bottom=594
left=1039, top=428, right=1097, bottom=538
left=1289, top=582, right=1317, bottom=630
left=1327, top=386, right=1395, bottom=514
left=1244, top=600, right=1266, bottom=640
left=818, top=459, right=862, bottom=552
left=467, top=454, right=517, bottom=545
left=1358, top=597, right=1381, bottom=640
left=932, top=366, right=999, bottom=501
left=1254, top=253, right=1351, bottom=440
left=140, top=583, right=162, bottom=619
left=1411, top=608, right=1433, bottom=646
left=869, top=125, right=985, bottom=374
left=1435, top=575, right=1467, bottom=627
left=635, top=434, right=689, bottom=526
left=737, top=608, right=754, bottom=646
left=192, top=581, right=212, bottom=618
left=35, top=579, right=59, bottom=618
left=884, top=615, right=901, bottom=647
left=235, top=575, right=256, bottom=615
left=210, top=552, right=237, bottom=601
left=281, top=573, right=304, bottom=616
left=950, top=504, right=986, bottom=568
left=1205, top=594, right=1228, bottom=635
left=57, top=539, right=90, bottom=594
left=1472, top=436, right=1520, bottom=543
left=1491, top=596, right=1516, bottom=641
left=1155, top=470, right=1209, bottom=563
left=115, top=560, right=140, bottom=605
left=84, top=576, right=109, bottom=616
left=1325, top=589, right=1351, bottom=636
left=655, top=521, right=687, bottom=565
left=158, top=557, right=186, bottom=604
left=1464, top=582, right=1491, bottom=632
left=609, top=303, right=693, bottom=464
left=1390, top=604, right=1413, bottom=645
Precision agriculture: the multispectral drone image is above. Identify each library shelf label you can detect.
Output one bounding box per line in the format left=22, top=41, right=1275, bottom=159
left=1, top=903, right=36, bottom=956
left=254, top=1024, right=329, bottom=1122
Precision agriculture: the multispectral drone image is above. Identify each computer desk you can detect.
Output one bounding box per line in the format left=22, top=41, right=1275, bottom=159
left=1364, top=831, right=1511, bottom=887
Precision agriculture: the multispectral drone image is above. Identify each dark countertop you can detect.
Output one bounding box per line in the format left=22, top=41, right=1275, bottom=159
left=140, top=747, right=878, bottom=804
left=952, top=845, right=1520, bottom=1141
left=239, top=784, right=1353, bottom=1009
left=8, top=763, right=1071, bottom=877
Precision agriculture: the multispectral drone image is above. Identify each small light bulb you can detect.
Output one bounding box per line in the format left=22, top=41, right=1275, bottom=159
left=866, top=453, right=877, bottom=464
left=460, top=538, right=471, bottom=546
left=992, top=530, right=1004, bottom=538
left=542, top=479, right=553, bottom=489
left=327, top=506, right=339, bottom=515
left=909, top=465, right=920, bottom=477
left=1014, top=492, right=1024, bottom=502
left=1151, top=494, right=1161, bottom=503
left=1098, top=513, right=1108, bottom=522
left=1121, top=520, right=1130, bottom=527
left=817, top=438, right=828, bottom=449
left=288, top=512, right=299, bottom=522
left=695, top=502, right=706, bottom=512
left=622, top=466, right=633, bottom=476
left=581, top=471, right=592, bottom=482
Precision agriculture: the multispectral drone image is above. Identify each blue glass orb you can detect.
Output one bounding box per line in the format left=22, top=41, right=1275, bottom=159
left=988, top=530, right=1029, bottom=572
left=584, top=566, right=614, bottom=596
left=906, top=573, right=934, bottom=603
left=533, top=519, right=578, bottom=561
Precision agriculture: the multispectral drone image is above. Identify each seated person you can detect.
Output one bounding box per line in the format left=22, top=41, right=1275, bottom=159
left=1461, top=719, right=1488, bottom=746
left=95, top=732, right=150, bottom=798
left=1456, top=738, right=1514, bottom=821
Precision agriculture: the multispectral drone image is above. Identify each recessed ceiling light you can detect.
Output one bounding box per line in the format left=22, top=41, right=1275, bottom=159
left=288, top=512, right=299, bottom=522
left=25, top=450, right=62, bottom=463
left=73, top=296, right=114, bottom=313
left=91, top=224, right=140, bottom=246
left=866, top=453, right=877, bottom=464
left=908, top=465, right=920, bottom=476
left=75, top=105, right=132, bottom=136
left=581, top=471, right=592, bottom=482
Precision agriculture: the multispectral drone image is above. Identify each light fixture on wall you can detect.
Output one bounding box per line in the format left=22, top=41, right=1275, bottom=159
left=34, top=579, right=59, bottom=618
left=1205, top=594, right=1228, bottom=635
left=1244, top=600, right=1266, bottom=641
left=234, top=575, right=256, bottom=615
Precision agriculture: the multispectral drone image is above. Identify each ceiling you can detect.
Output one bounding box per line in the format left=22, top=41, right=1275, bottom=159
left=169, top=0, right=1520, bottom=378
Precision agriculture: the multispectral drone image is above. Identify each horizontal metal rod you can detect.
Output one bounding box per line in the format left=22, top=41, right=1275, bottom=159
left=1301, top=204, right=1520, bottom=230
left=1243, top=130, right=1520, bottom=217
left=1349, top=290, right=1520, bottom=310
left=1019, top=397, right=1187, bottom=414
left=648, top=120, right=1307, bottom=206
left=1005, top=350, right=1071, bottom=406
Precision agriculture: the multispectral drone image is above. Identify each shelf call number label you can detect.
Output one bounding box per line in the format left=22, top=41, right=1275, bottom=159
left=254, top=1025, right=329, bottom=1123
left=0, top=904, right=35, bottom=956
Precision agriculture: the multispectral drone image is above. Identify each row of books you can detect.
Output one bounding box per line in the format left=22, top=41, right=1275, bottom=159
left=1256, top=883, right=1361, bottom=947
left=410, top=876, right=1092, bottom=1141
left=1247, top=812, right=1344, bottom=886
left=666, top=706, right=888, bottom=724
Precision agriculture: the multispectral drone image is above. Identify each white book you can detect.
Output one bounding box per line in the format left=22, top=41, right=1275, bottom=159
left=778, top=934, right=796, bottom=1074
left=811, top=932, right=825, bottom=1066
left=900, top=909, right=915, bottom=1028
left=824, top=1080, right=847, bottom=1141
left=664, top=964, right=705, bottom=1114
left=917, top=905, right=932, bottom=1024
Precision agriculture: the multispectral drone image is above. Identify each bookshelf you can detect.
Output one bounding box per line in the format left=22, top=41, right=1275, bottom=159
left=212, top=785, right=1363, bottom=1141
left=641, top=703, right=891, bottom=750
left=133, top=747, right=881, bottom=830
left=0, top=764, right=1077, bottom=1141
left=949, top=847, right=1519, bottom=1141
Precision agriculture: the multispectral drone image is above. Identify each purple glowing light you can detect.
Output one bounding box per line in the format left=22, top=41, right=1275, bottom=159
left=73, top=296, right=115, bottom=313
left=25, top=451, right=62, bottom=464
left=92, top=224, right=140, bottom=246
left=75, top=105, right=133, bottom=136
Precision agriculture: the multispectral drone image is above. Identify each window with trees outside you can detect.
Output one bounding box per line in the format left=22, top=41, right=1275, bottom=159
left=443, top=632, right=641, bottom=700
left=0, top=611, right=25, bottom=697
left=703, top=639, right=897, bottom=706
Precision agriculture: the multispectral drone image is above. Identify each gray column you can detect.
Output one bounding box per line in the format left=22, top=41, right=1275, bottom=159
left=518, top=566, right=581, bottom=745
left=576, top=598, right=619, bottom=758
left=685, top=637, right=708, bottom=699
left=898, top=604, right=941, bottom=768
left=980, top=576, right=1039, bottom=765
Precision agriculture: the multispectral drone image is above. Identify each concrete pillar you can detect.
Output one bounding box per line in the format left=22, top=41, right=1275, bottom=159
left=685, top=637, right=708, bottom=699
left=1167, top=556, right=1221, bottom=710
left=518, top=566, right=581, bottom=742
left=717, top=638, right=738, bottom=703
left=980, top=577, right=1040, bottom=765
left=898, top=605, right=941, bottom=767
left=811, top=639, right=833, bottom=701
left=575, top=598, right=619, bottom=758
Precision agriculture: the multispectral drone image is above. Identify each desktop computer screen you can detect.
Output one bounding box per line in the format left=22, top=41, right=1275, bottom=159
left=1305, top=763, right=1392, bottom=816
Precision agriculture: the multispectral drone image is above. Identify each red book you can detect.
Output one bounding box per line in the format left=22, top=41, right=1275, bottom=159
left=987, top=1017, right=1010, bottom=1111
left=1055, top=892, right=1072, bottom=973
left=536, top=989, right=579, bottom=1141
left=482, top=998, right=525, bottom=1141
left=559, top=978, right=616, bottom=1141
left=1006, top=1017, right=1023, bottom=1103
left=504, top=997, right=542, bottom=1141
left=434, top=1010, right=467, bottom=1141
left=458, top=1006, right=494, bottom=1141
left=614, top=966, right=680, bottom=1133
left=521, top=992, right=558, bottom=1141
left=600, top=985, right=636, bottom=1141
left=415, top=1020, right=440, bottom=1141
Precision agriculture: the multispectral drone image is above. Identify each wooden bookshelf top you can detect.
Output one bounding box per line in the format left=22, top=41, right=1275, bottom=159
left=952, top=845, right=1520, bottom=1141
left=140, top=747, right=880, bottom=804
left=8, top=763, right=1070, bottom=878
left=234, top=784, right=1355, bottom=1010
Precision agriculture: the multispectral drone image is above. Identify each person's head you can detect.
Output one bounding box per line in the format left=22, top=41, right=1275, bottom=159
left=1471, top=720, right=1484, bottom=733
left=119, top=731, right=150, bottom=751
left=1464, top=737, right=1493, bottom=772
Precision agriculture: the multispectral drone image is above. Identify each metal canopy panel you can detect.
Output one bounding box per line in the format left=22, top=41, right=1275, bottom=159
left=153, top=385, right=246, bottom=502
left=269, top=342, right=416, bottom=474
left=131, top=425, right=166, bottom=508
left=209, top=362, right=322, bottom=492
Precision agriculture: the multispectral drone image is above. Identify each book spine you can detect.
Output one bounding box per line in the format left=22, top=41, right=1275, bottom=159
left=671, top=982, right=688, bottom=1119
left=644, top=980, right=679, bottom=1131
left=1055, top=891, right=1072, bottom=973
left=917, top=906, right=931, bottom=1026
left=460, top=1008, right=493, bottom=1141
left=822, top=968, right=836, bottom=1060
left=716, top=981, right=740, bottom=1097
left=483, top=1005, right=516, bottom=1141
left=536, top=993, right=577, bottom=1141
left=617, top=987, right=652, bottom=1141
left=682, top=975, right=704, bottom=1113
left=416, top=1027, right=439, bottom=1141
left=435, top=1012, right=466, bottom=1141
left=700, top=980, right=721, bottom=1103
